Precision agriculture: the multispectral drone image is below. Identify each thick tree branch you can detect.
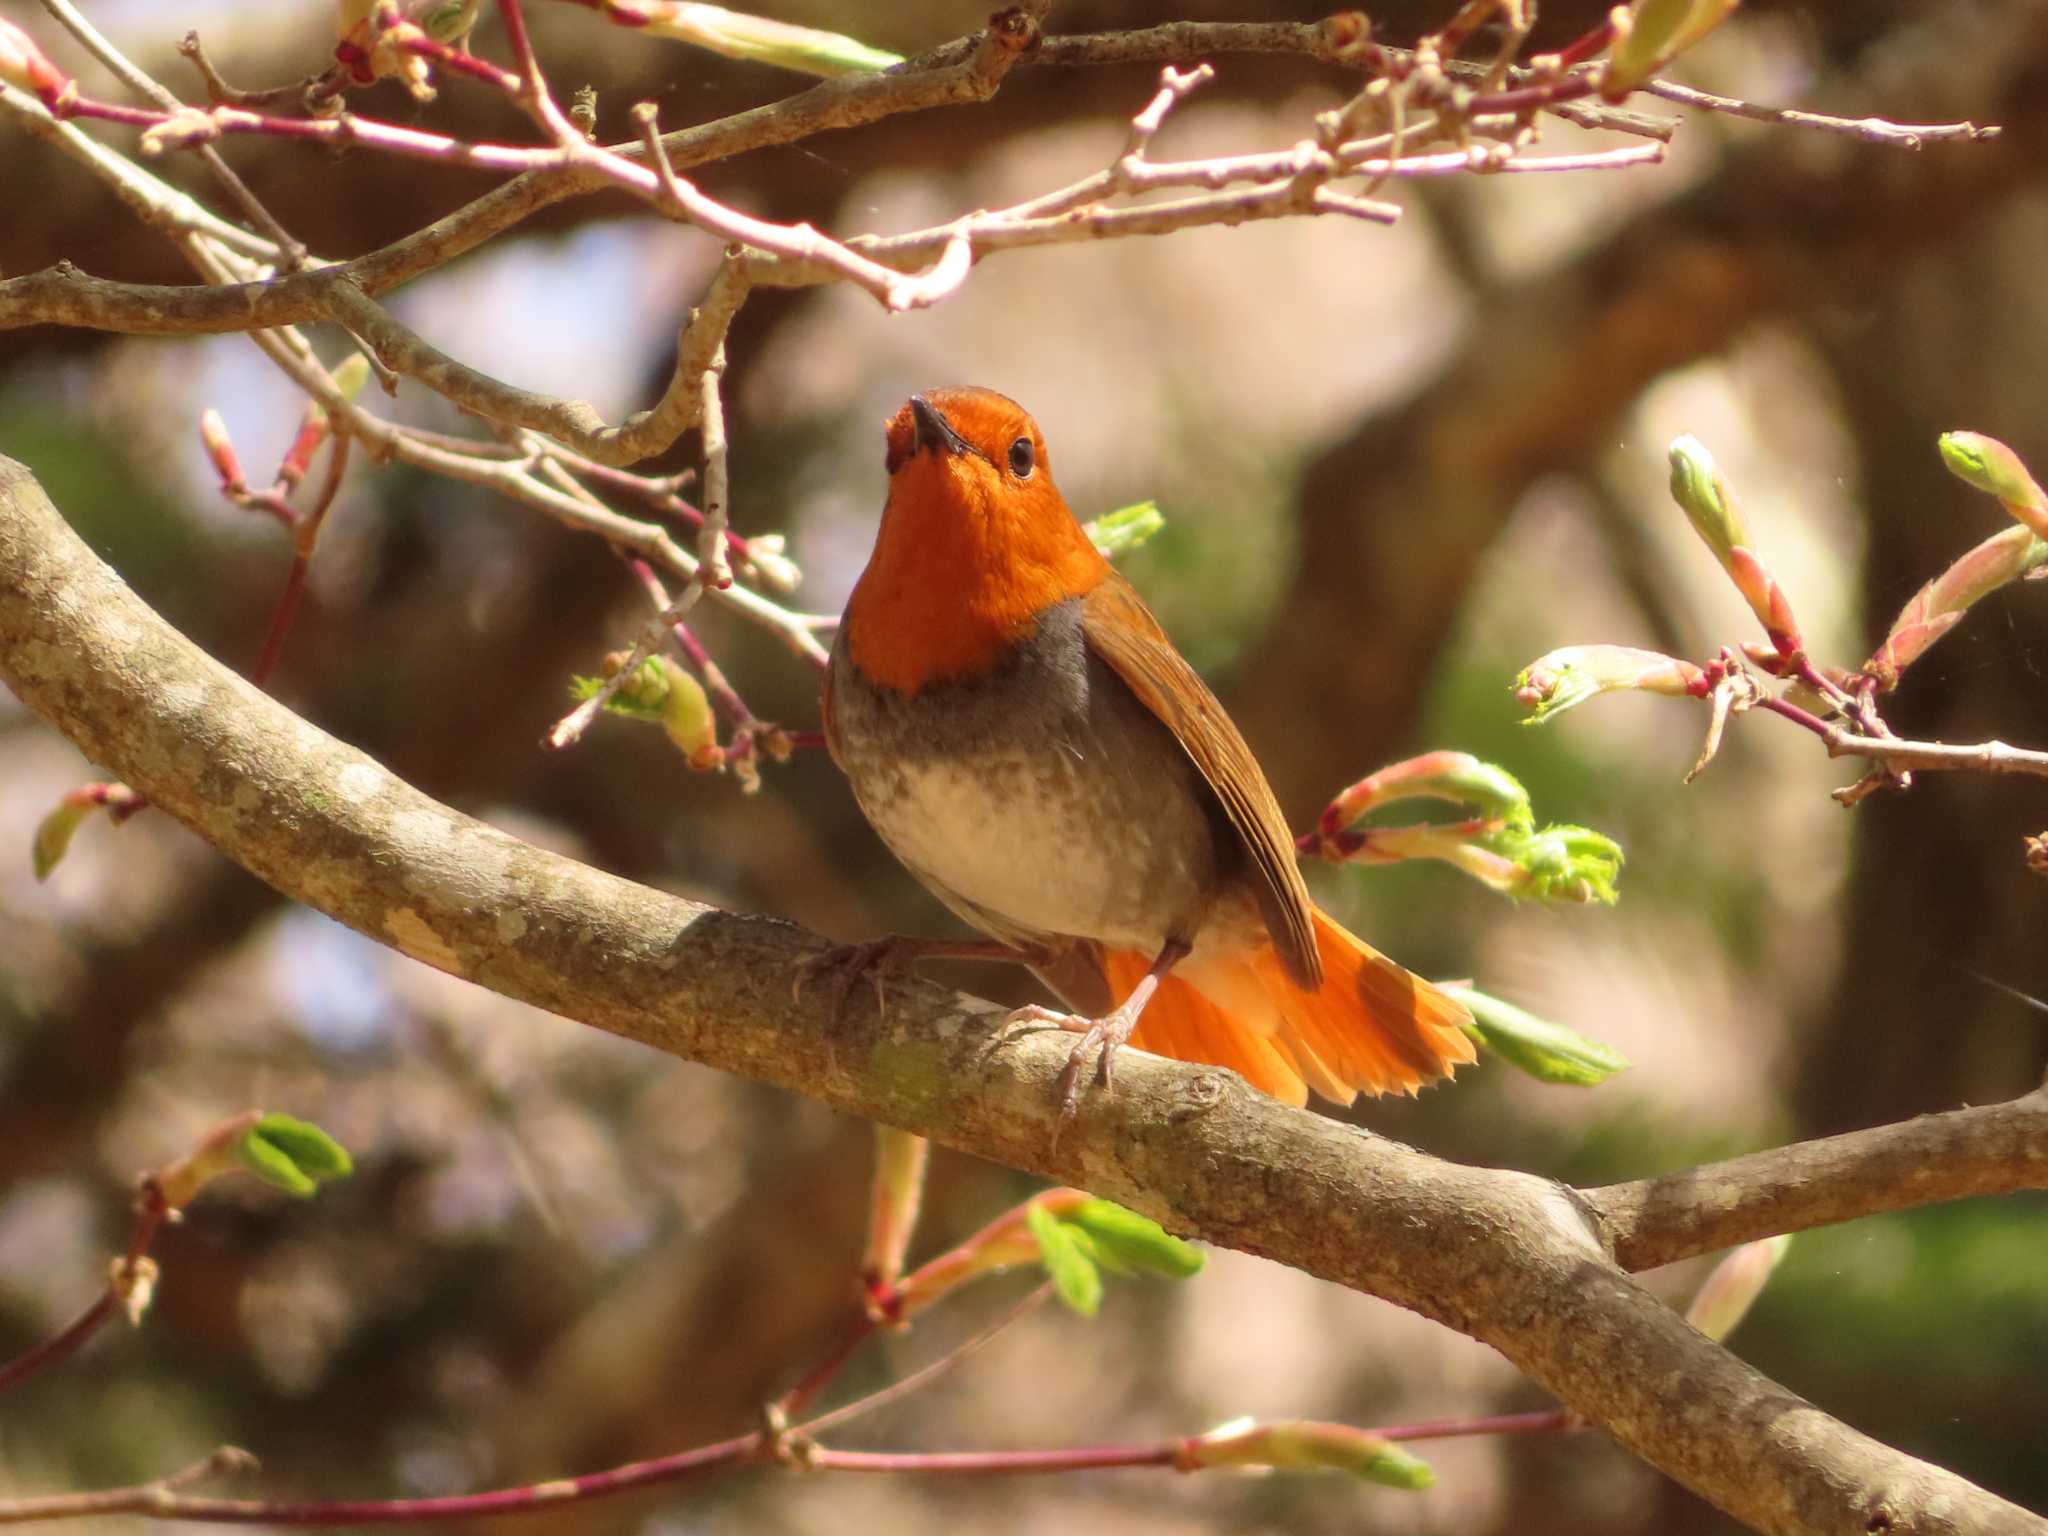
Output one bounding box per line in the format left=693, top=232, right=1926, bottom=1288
left=1589, top=1089, right=2048, bottom=1272
left=2, top=457, right=2043, bottom=1535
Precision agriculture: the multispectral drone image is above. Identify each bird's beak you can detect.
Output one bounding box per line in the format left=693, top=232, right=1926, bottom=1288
left=909, top=394, right=976, bottom=460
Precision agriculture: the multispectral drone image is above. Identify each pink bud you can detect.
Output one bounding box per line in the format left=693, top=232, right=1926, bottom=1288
left=860, top=1127, right=929, bottom=1316
left=1685, top=1235, right=1793, bottom=1342
left=1514, top=645, right=1706, bottom=723
left=199, top=409, right=246, bottom=492
left=0, top=17, right=73, bottom=101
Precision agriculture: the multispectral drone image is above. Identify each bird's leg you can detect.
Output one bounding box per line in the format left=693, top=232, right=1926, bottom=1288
left=1001, top=938, right=1193, bottom=1129
left=793, top=935, right=1043, bottom=1021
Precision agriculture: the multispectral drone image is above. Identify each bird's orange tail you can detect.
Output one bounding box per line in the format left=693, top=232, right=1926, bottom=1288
left=1114, top=907, right=1476, bottom=1108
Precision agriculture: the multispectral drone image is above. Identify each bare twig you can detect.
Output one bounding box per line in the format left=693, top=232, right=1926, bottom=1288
left=1820, top=727, right=2048, bottom=782
left=1644, top=78, right=2000, bottom=148
left=0, top=1448, right=259, bottom=1525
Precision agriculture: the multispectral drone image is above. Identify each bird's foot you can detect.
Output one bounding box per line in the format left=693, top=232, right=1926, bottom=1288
left=992, top=999, right=1145, bottom=1144
left=797, top=935, right=1038, bottom=1024
left=982, top=1001, right=1084, bottom=1064
left=792, top=937, right=920, bottom=1022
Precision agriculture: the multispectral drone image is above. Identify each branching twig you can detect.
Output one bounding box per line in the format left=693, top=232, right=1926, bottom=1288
left=1644, top=78, right=2000, bottom=148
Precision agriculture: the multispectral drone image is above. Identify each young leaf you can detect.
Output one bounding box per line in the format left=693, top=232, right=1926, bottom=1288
left=1939, top=431, right=2048, bottom=539
left=568, top=656, right=687, bottom=726
left=1056, top=1220, right=1134, bottom=1278
left=31, top=801, right=88, bottom=881
left=1455, top=987, right=1629, bottom=1087
left=619, top=2, right=902, bottom=78
left=1084, top=501, right=1166, bottom=559
left=1601, top=0, right=1740, bottom=101
left=1026, top=1200, right=1102, bottom=1317
left=1514, top=645, right=1705, bottom=725
left=1361, top=1444, right=1435, bottom=1489
left=237, top=1133, right=316, bottom=1197
left=1685, top=1234, right=1794, bottom=1342
left=1189, top=1419, right=1436, bottom=1488
left=1065, top=1199, right=1204, bottom=1279
left=1481, top=823, right=1626, bottom=905
left=236, top=1113, right=353, bottom=1198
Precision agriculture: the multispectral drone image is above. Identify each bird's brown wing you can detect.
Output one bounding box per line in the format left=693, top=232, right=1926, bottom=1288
left=1079, top=571, right=1321, bottom=990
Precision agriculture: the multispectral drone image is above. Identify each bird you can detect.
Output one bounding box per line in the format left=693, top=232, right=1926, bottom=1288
left=819, top=386, right=1475, bottom=1123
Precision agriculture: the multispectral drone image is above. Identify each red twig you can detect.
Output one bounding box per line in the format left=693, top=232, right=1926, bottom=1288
left=0, top=1183, right=169, bottom=1396
left=1545, top=20, right=1617, bottom=72
left=1378, top=1406, right=1577, bottom=1442
left=563, top=456, right=754, bottom=563
left=250, top=437, right=347, bottom=687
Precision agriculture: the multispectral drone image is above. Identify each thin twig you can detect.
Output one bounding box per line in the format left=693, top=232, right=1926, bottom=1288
left=1821, top=728, right=2048, bottom=781
left=36, top=0, right=308, bottom=266
left=1644, top=78, right=2000, bottom=148
left=796, top=1283, right=1055, bottom=1434
left=0, top=1184, right=169, bottom=1396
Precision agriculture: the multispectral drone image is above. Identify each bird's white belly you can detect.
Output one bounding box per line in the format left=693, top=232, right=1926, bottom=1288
left=859, top=750, right=1196, bottom=950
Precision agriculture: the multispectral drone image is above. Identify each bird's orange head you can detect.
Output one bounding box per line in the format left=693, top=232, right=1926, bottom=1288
left=844, top=387, right=1109, bottom=694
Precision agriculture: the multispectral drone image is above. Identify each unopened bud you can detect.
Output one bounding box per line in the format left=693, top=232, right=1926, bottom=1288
left=200, top=409, right=248, bottom=490
left=31, top=782, right=144, bottom=881
left=861, top=1127, right=929, bottom=1316
left=1940, top=432, right=2048, bottom=541
left=154, top=1109, right=266, bottom=1210
left=1602, top=0, right=1740, bottom=101
left=1685, top=1235, right=1793, bottom=1342
left=1317, top=751, right=1531, bottom=841
left=0, top=17, right=72, bottom=99
left=1515, top=644, right=1704, bottom=724
left=415, top=0, right=481, bottom=46
left=139, top=105, right=219, bottom=157
left=620, top=0, right=903, bottom=77
left=330, top=352, right=372, bottom=404
left=32, top=801, right=89, bottom=882
left=661, top=665, right=718, bottom=763
left=1183, top=1419, right=1434, bottom=1489
left=1867, top=525, right=2047, bottom=688
left=113, top=1255, right=160, bottom=1327
left=738, top=531, right=801, bottom=594
left=1668, top=435, right=1748, bottom=561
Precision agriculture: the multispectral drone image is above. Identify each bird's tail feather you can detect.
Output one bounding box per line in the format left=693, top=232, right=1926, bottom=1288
left=1115, top=907, right=1475, bottom=1108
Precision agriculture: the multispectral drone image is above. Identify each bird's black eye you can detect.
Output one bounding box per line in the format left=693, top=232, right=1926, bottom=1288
left=1007, top=436, right=1035, bottom=478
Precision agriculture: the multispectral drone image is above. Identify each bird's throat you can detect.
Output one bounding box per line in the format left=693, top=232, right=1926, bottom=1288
left=844, top=466, right=1107, bottom=695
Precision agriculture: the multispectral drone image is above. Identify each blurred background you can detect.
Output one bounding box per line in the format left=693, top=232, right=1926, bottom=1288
left=2, top=0, right=2045, bottom=1530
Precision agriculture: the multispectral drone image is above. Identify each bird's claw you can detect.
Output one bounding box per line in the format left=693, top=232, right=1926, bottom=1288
left=983, top=1003, right=1078, bottom=1057
left=1056, top=1016, right=1125, bottom=1126
left=792, top=938, right=913, bottom=1023
left=987, top=1004, right=1137, bottom=1149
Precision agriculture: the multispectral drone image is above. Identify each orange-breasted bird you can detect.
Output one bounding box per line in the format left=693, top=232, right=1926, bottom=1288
left=821, top=387, right=1475, bottom=1121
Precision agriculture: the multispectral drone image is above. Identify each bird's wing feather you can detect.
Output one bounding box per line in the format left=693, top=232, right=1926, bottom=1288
left=1080, top=572, right=1321, bottom=990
